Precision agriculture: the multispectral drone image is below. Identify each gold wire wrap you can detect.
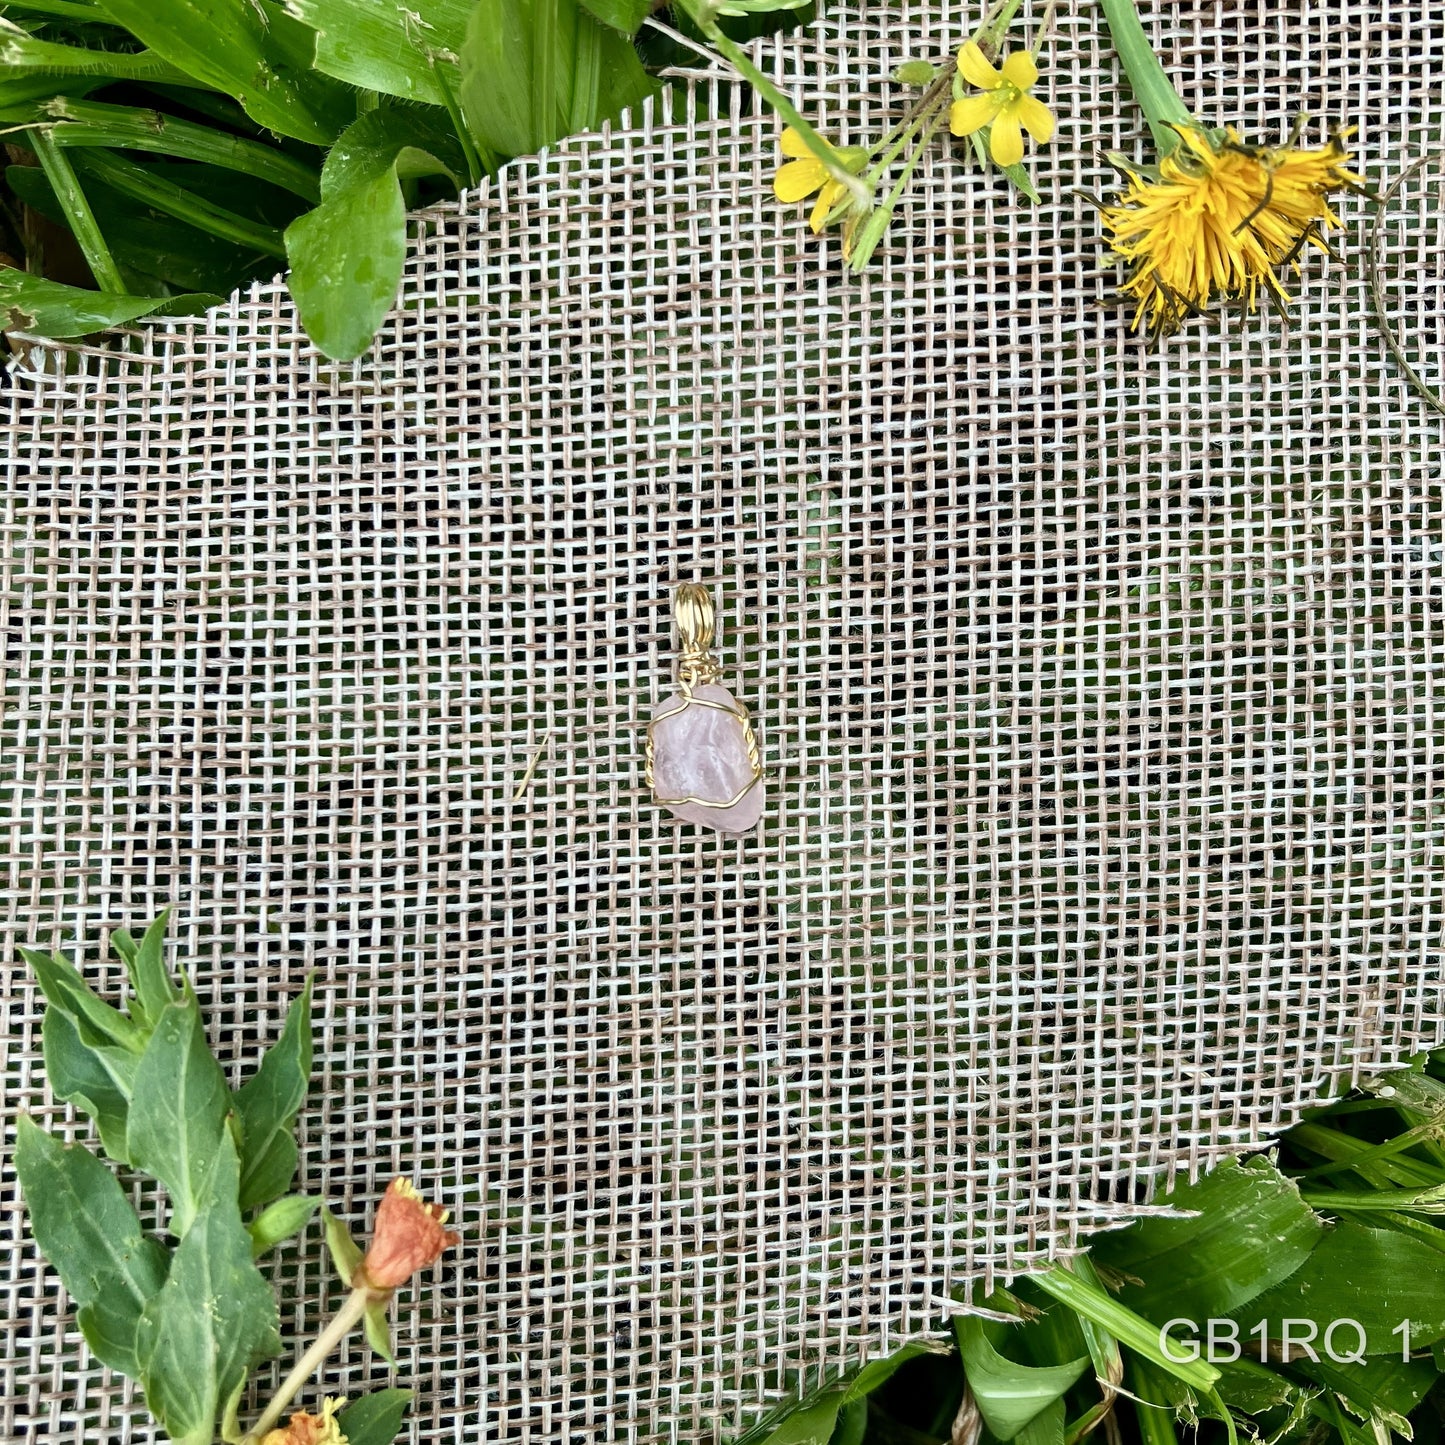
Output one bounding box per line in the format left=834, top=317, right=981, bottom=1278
left=644, top=584, right=762, bottom=812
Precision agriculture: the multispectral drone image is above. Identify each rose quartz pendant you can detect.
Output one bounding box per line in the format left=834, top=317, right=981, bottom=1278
left=646, top=586, right=763, bottom=835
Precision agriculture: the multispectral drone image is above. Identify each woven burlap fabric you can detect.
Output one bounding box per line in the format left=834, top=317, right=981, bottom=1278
left=4, top=1, right=1445, bottom=1440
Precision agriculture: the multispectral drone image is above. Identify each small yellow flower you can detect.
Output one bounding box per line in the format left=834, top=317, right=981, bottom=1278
left=1099, top=124, right=1362, bottom=336
left=949, top=41, right=1055, bottom=168
left=772, top=127, right=867, bottom=234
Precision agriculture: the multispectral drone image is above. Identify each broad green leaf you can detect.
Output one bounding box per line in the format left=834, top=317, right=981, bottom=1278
left=1087, top=1157, right=1325, bottom=1320
left=1013, top=1397, right=1065, bottom=1445
left=127, top=997, right=231, bottom=1238
left=578, top=0, right=649, bottom=33
left=41, top=1006, right=135, bottom=1161
left=284, top=112, right=455, bottom=360
left=1233, top=1218, right=1445, bottom=1354
left=954, top=1315, right=1088, bottom=1440
left=1294, top=1353, right=1437, bottom=1433
left=323, top=1205, right=364, bottom=1285
left=0, top=268, right=214, bottom=338
left=337, top=1389, right=413, bottom=1445
left=95, top=0, right=352, bottom=145
left=284, top=0, right=472, bottom=105
left=23, top=945, right=144, bottom=1053
left=137, top=1132, right=282, bottom=1445
left=123, top=910, right=180, bottom=1034
left=234, top=977, right=313, bottom=1209
left=756, top=1396, right=846, bottom=1445
left=246, top=1193, right=319, bottom=1257
left=458, top=0, right=657, bottom=158
left=14, top=1117, right=168, bottom=1376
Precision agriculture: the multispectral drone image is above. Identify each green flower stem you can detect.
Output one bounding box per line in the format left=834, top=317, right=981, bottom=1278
left=26, top=127, right=126, bottom=293
left=45, top=98, right=321, bottom=202
left=72, top=150, right=288, bottom=258
left=849, top=106, right=948, bottom=272
left=1097, top=0, right=1194, bottom=153
left=430, top=60, right=488, bottom=189
left=240, top=1284, right=383, bottom=1445
left=671, top=0, right=870, bottom=206
left=973, top=0, right=1025, bottom=53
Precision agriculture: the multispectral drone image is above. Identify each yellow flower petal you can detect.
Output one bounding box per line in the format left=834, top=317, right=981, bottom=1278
left=810, top=180, right=846, bottom=233
left=779, top=126, right=810, bottom=159
left=950, top=92, right=1001, bottom=138
left=774, top=157, right=826, bottom=203
left=988, top=109, right=1024, bottom=167
left=1000, top=50, right=1038, bottom=91
left=1015, top=92, right=1054, bottom=145
left=957, top=41, right=1002, bottom=91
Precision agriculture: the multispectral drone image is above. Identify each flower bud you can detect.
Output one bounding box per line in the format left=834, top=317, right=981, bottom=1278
left=357, top=1178, right=459, bottom=1290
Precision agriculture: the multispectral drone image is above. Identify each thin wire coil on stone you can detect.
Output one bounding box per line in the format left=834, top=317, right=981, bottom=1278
left=645, top=583, right=764, bottom=834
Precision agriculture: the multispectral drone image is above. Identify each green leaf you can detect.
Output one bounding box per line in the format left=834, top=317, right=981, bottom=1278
left=22, top=945, right=144, bottom=1053
left=337, top=1388, right=413, bottom=1445
left=285, top=0, right=473, bottom=105
left=284, top=111, right=456, bottom=360
left=954, top=1315, right=1088, bottom=1441
left=126, top=997, right=232, bottom=1238
left=0, top=267, right=211, bottom=338
left=323, top=1205, right=364, bottom=1286
left=246, top=1193, right=319, bottom=1257
left=1013, top=1397, right=1065, bottom=1445
left=0, top=21, right=194, bottom=86
left=1293, top=1353, right=1437, bottom=1433
left=458, top=0, right=657, bottom=158
left=13, top=1116, right=168, bottom=1377
left=1232, top=1218, right=1445, bottom=1354
left=41, top=1006, right=135, bottom=1161
left=363, top=1295, right=396, bottom=1363
left=137, top=1132, right=282, bottom=1445
left=95, top=0, right=352, bottom=145
left=1087, top=1157, right=1325, bottom=1321
left=757, top=1396, right=846, bottom=1445
left=577, top=0, right=649, bottom=33
left=122, top=910, right=180, bottom=1034
left=234, top=977, right=313, bottom=1209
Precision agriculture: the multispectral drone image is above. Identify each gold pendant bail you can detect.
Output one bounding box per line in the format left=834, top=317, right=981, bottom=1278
left=673, top=583, right=720, bottom=687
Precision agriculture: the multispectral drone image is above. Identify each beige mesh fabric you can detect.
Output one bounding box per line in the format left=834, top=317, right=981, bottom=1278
left=4, top=1, right=1445, bottom=1440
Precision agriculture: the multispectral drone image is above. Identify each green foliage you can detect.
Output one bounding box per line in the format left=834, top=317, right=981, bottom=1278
left=338, top=1389, right=415, bottom=1445
left=458, top=0, right=658, bottom=159
left=13, top=915, right=313, bottom=1445
left=741, top=1053, right=1445, bottom=1445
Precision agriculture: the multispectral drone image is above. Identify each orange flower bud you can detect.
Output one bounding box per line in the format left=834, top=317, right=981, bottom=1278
left=260, top=1396, right=347, bottom=1445
left=357, top=1178, right=459, bottom=1290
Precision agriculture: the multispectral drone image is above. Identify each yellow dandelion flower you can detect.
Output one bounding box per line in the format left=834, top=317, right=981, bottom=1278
left=949, top=41, right=1055, bottom=169
left=1099, top=123, right=1363, bottom=336
left=772, top=127, right=868, bottom=234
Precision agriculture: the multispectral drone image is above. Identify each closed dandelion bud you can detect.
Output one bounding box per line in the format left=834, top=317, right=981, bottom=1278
left=357, top=1178, right=460, bottom=1290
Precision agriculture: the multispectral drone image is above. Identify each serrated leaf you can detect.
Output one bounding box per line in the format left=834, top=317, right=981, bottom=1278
left=364, top=1295, right=396, bottom=1363
left=954, top=1315, right=1088, bottom=1441
left=95, top=0, right=351, bottom=145
left=337, top=1388, right=413, bottom=1445
left=41, top=1006, right=135, bottom=1162
left=137, top=1131, right=281, bottom=1445
left=123, top=910, right=180, bottom=1032
left=323, top=1205, right=364, bottom=1286
left=1088, top=1157, right=1325, bottom=1321
left=284, top=0, right=472, bottom=104
left=234, top=978, right=313, bottom=1210
left=14, top=1116, right=168, bottom=1377
left=247, top=1193, right=319, bottom=1258
left=127, top=997, right=231, bottom=1238
left=578, top=0, right=649, bottom=33
left=458, top=0, right=657, bottom=159
left=23, top=945, right=145, bottom=1053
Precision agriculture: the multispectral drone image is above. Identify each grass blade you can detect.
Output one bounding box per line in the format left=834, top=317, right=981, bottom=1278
left=26, top=124, right=124, bottom=290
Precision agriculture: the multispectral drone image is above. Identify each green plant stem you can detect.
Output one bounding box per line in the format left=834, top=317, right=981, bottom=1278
left=973, top=0, right=1025, bottom=53
left=26, top=126, right=126, bottom=292
left=430, top=59, right=486, bottom=189
left=849, top=107, right=946, bottom=272
left=671, top=0, right=869, bottom=206
left=44, top=99, right=321, bottom=201
left=72, top=150, right=288, bottom=257
left=1030, top=1263, right=1220, bottom=1393
left=1096, top=0, right=1194, bottom=153
left=240, top=1285, right=382, bottom=1445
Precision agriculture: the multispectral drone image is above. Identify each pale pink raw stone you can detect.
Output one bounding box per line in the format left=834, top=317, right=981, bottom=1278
left=649, top=683, right=764, bottom=834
